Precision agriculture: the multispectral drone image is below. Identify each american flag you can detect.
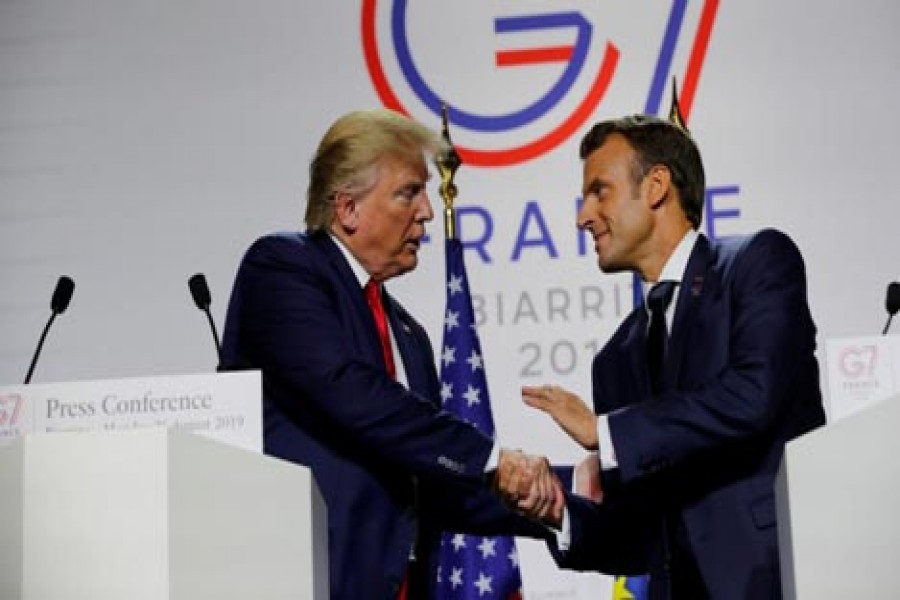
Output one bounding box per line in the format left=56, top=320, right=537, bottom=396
left=433, top=238, right=523, bottom=600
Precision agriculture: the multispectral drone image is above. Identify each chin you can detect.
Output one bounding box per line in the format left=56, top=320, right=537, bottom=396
left=390, top=259, right=418, bottom=279
left=598, top=257, right=624, bottom=274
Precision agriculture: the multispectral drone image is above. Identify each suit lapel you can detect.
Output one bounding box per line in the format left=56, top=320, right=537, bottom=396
left=666, top=235, right=715, bottom=387
left=623, top=308, right=652, bottom=400
left=384, top=293, right=429, bottom=397
left=313, top=232, right=385, bottom=366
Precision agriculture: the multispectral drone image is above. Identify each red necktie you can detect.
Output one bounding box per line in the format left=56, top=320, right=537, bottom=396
left=364, top=279, right=396, bottom=380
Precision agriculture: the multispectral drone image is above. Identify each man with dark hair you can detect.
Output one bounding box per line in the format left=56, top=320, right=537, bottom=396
left=505, top=115, right=825, bottom=599
left=220, top=109, right=560, bottom=600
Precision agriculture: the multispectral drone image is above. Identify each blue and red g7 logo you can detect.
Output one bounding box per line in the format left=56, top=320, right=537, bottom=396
left=363, top=0, right=719, bottom=167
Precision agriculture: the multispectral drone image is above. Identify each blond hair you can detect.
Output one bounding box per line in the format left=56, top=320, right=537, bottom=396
left=305, top=109, right=445, bottom=231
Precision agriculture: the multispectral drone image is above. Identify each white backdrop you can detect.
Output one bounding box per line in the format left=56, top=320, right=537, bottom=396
left=2, top=1, right=900, bottom=598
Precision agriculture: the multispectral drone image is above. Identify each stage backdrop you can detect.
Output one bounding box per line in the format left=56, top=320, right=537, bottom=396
left=2, top=1, right=899, bottom=598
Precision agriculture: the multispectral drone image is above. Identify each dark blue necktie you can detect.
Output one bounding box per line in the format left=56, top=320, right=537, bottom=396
left=647, top=281, right=677, bottom=394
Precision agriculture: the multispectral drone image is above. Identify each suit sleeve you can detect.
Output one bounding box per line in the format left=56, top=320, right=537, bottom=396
left=417, top=477, right=551, bottom=539
left=231, top=236, right=493, bottom=484
left=607, top=229, right=818, bottom=482
left=547, top=488, right=654, bottom=575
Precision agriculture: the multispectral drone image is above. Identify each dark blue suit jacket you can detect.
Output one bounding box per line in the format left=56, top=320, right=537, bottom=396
left=555, top=230, right=825, bottom=599
left=221, top=231, right=544, bottom=600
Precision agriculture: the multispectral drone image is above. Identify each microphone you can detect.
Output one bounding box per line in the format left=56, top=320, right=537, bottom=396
left=24, top=276, right=75, bottom=384
left=188, top=273, right=223, bottom=365
left=883, top=282, right=900, bottom=335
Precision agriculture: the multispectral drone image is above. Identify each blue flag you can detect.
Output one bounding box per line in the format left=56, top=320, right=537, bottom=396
left=613, top=575, right=649, bottom=600
left=433, top=239, right=523, bottom=600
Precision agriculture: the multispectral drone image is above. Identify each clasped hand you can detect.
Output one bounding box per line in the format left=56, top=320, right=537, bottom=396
left=495, top=449, right=565, bottom=528
left=495, top=384, right=604, bottom=526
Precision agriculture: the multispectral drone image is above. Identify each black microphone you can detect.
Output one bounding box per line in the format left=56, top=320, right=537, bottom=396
left=883, top=282, right=900, bottom=335
left=188, top=273, right=222, bottom=365
left=24, top=276, right=75, bottom=384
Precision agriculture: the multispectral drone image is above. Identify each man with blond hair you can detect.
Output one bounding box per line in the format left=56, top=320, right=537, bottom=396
left=221, top=109, right=559, bottom=600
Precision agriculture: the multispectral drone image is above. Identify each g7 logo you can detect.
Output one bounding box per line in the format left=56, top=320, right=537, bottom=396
left=0, top=393, right=24, bottom=429
left=839, top=345, right=878, bottom=379
left=362, top=0, right=720, bottom=167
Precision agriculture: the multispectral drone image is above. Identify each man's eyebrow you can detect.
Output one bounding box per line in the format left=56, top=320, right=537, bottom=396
left=583, top=178, right=604, bottom=196
left=397, top=181, right=426, bottom=194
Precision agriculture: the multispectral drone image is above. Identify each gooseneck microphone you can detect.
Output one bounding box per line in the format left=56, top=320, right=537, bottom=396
left=24, top=276, right=75, bottom=384
left=882, top=282, right=900, bottom=335
left=188, top=273, right=223, bottom=365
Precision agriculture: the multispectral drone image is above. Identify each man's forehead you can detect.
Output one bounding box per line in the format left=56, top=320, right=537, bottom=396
left=378, top=153, right=428, bottom=179
left=587, top=134, right=634, bottom=161
left=583, top=135, right=634, bottom=173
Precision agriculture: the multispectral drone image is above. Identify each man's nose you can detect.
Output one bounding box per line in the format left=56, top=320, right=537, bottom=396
left=576, top=199, right=592, bottom=230
left=417, top=191, right=435, bottom=221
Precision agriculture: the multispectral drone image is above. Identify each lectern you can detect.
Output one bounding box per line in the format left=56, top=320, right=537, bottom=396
left=775, top=396, right=900, bottom=597
left=0, top=428, right=328, bottom=599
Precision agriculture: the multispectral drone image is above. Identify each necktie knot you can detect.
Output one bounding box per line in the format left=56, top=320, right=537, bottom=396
left=364, top=278, right=381, bottom=309
left=648, top=281, right=677, bottom=314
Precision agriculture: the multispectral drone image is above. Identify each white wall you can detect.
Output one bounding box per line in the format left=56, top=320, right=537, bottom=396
left=3, top=1, right=899, bottom=597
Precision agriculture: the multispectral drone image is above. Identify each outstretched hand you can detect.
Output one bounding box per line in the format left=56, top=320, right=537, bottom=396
left=522, top=384, right=599, bottom=450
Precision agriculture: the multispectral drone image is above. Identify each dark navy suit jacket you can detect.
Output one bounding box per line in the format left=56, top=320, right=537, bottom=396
left=221, top=231, right=544, bottom=600
left=554, top=230, right=825, bottom=600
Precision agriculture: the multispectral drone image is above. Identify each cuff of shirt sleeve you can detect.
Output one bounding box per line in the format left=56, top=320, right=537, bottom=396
left=484, top=442, right=500, bottom=473
left=597, top=414, right=617, bottom=470
left=554, top=506, right=572, bottom=552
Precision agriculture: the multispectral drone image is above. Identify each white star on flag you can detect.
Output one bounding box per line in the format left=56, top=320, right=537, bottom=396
left=477, top=537, right=497, bottom=559
left=448, top=273, right=463, bottom=295
left=441, top=345, right=456, bottom=367
left=445, top=310, right=460, bottom=331
left=451, top=533, right=467, bottom=552
left=450, top=567, right=464, bottom=589
left=508, top=547, right=519, bottom=568
left=441, top=382, right=453, bottom=404
left=463, top=384, right=481, bottom=407
left=474, top=572, right=493, bottom=596
left=466, top=349, right=483, bottom=372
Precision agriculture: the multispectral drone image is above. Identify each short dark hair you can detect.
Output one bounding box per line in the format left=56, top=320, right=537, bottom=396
left=579, top=115, right=705, bottom=229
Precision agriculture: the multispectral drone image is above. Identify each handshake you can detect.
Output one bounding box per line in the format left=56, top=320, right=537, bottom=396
left=495, top=448, right=566, bottom=528
left=492, top=384, right=605, bottom=528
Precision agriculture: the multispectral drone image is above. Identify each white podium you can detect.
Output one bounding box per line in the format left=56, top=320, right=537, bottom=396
left=775, top=396, right=900, bottom=598
left=0, top=428, right=328, bottom=600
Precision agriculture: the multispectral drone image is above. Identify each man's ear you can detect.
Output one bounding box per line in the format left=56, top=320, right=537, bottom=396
left=333, top=191, right=359, bottom=232
left=645, top=164, right=673, bottom=210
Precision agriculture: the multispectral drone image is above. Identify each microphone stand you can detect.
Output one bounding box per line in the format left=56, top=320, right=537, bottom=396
left=24, top=311, right=59, bottom=384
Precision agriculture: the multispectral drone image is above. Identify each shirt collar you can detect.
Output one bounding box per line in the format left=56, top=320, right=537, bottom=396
left=641, top=229, right=700, bottom=305
left=330, top=233, right=371, bottom=289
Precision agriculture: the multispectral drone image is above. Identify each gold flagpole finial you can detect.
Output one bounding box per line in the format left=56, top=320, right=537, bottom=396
left=434, top=104, right=462, bottom=240
left=668, top=77, right=689, bottom=134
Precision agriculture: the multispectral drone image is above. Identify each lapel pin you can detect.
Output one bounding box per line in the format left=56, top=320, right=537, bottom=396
left=691, top=276, right=704, bottom=297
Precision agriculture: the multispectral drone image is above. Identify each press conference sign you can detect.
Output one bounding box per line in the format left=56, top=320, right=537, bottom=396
left=826, top=336, right=900, bottom=422
left=0, top=371, right=262, bottom=452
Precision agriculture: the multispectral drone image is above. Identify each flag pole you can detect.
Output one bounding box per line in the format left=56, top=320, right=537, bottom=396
left=431, top=106, right=525, bottom=600
left=435, top=104, right=462, bottom=241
